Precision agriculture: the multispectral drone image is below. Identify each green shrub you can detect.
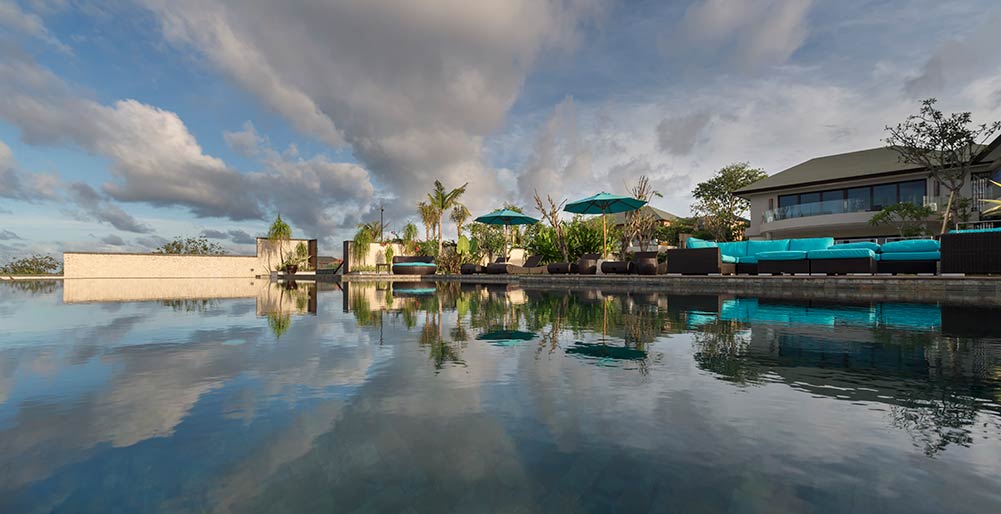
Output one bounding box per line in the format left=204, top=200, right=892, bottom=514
left=1, top=255, right=62, bottom=275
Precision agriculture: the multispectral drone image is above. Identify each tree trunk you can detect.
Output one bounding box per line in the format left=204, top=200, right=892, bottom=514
left=437, top=214, right=444, bottom=256
left=940, top=190, right=954, bottom=235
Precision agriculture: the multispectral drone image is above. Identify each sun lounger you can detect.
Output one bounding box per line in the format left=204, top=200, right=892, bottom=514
left=486, top=255, right=546, bottom=274
left=461, top=257, right=505, bottom=275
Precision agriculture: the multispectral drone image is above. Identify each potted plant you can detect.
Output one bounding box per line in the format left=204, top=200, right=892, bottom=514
left=384, top=246, right=395, bottom=271
left=281, top=242, right=311, bottom=275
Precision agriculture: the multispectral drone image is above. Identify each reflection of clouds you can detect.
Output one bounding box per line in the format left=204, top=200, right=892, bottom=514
left=0, top=296, right=382, bottom=495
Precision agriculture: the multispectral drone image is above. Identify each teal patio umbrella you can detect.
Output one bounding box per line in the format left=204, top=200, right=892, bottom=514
left=564, top=192, right=647, bottom=258
left=474, top=208, right=539, bottom=259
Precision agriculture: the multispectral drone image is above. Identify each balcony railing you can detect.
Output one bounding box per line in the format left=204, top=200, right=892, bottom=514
left=762, top=196, right=947, bottom=224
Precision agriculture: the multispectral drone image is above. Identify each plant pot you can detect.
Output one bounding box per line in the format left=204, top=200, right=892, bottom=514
left=285, top=265, right=298, bottom=275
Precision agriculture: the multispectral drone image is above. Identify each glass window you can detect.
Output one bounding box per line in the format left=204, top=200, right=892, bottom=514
left=799, top=192, right=819, bottom=216
left=898, top=180, right=925, bottom=206
left=846, top=187, right=870, bottom=212
left=778, top=194, right=798, bottom=218
left=872, top=184, right=897, bottom=210
left=821, top=190, right=843, bottom=214
left=778, top=195, right=798, bottom=207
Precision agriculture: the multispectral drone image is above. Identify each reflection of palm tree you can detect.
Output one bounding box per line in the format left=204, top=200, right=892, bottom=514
left=268, top=312, right=291, bottom=339
left=418, top=309, right=465, bottom=371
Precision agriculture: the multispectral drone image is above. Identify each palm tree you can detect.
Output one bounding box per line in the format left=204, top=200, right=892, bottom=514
left=417, top=201, right=438, bottom=242
left=450, top=204, right=471, bottom=241
left=427, top=179, right=468, bottom=255
left=267, top=213, right=292, bottom=271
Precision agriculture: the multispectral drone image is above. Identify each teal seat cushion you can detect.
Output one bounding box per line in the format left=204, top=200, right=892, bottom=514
left=788, top=237, right=834, bottom=252
left=878, top=251, right=940, bottom=261
left=807, top=248, right=876, bottom=260
left=949, top=227, right=1001, bottom=233
left=394, top=262, right=437, bottom=267
left=718, top=241, right=748, bottom=257
left=833, top=242, right=880, bottom=252
left=747, top=239, right=789, bottom=255
left=880, top=239, right=939, bottom=253
left=721, top=254, right=737, bottom=264
left=756, top=250, right=807, bottom=261
left=736, top=255, right=758, bottom=264
left=686, top=237, right=718, bottom=249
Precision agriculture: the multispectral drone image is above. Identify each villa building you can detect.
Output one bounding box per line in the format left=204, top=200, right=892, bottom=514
left=736, top=135, right=1001, bottom=241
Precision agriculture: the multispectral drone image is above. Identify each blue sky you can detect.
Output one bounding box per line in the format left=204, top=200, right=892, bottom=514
left=1, top=0, right=1000, bottom=257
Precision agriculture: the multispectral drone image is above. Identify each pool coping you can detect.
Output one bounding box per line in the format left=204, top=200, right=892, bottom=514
left=338, top=273, right=1001, bottom=306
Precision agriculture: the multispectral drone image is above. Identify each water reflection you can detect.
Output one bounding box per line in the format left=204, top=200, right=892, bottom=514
left=1, top=280, right=1000, bottom=513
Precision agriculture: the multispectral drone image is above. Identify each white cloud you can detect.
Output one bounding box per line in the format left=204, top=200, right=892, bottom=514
left=0, top=53, right=376, bottom=242
left=140, top=0, right=605, bottom=222
left=0, top=1, right=71, bottom=53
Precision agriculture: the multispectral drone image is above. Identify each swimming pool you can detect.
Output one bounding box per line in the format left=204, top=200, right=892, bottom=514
left=1, top=279, right=999, bottom=513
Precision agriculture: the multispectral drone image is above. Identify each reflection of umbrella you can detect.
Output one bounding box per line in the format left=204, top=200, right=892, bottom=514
left=564, top=192, right=646, bottom=258
left=477, top=329, right=537, bottom=347
left=566, top=342, right=647, bottom=361
left=474, top=208, right=539, bottom=259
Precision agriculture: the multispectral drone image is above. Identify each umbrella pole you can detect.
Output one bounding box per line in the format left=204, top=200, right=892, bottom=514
left=602, top=211, right=608, bottom=260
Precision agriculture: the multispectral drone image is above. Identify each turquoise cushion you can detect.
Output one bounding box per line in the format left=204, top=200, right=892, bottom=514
left=949, top=227, right=1001, bottom=233
left=686, top=237, right=718, bottom=249
left=757, top=250, right=808, bottom=261
left=394, top=262, right=437, bottom=267
left=833, top=242, right=880, bottom=252
left=880, top=239, right=940, bottom=253
left=718, top=241, right=748, bottom=257
left=788, top=237, right=834, bottom=251
left=721, top=254, right=737, bottom=264
left=737, top=255, right=758, bottom=264
left=807, top=248, right=875, bottom=260
left=878, top=251, right=940, bottom=261
left=747, top=239, right=789, bottom=255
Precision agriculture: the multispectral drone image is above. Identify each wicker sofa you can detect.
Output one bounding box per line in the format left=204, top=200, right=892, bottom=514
left=392, top=256, right=437, bottom=275
left=941, top=228, right=1001, bottom=274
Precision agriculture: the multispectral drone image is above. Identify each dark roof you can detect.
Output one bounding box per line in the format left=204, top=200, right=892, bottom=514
left=609, top=205, right=680, bottom=225
left=734, top=146, right=924, bottom=196
left=735, top=137, right=1001, bottom=196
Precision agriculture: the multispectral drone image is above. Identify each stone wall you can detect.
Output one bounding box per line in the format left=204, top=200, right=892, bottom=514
left=63, top=238, right=315, bottom=279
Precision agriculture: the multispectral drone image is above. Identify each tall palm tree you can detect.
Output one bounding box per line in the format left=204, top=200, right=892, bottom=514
left=427, top=180, right=468, bottom=255
left=417, top=201, right=438, bottom=241
left=450, top=204, right=471, bottom=242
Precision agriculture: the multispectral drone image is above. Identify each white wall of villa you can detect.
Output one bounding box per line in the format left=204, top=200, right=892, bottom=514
left=63, top=238, right=314, bottom=279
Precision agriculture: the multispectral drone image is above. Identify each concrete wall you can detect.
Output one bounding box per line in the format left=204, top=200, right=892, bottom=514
left=64, top=238, right=315, bottom=279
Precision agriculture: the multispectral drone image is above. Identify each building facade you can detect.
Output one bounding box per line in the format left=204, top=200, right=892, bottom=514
left=736, top=137, right=1001, bottom=241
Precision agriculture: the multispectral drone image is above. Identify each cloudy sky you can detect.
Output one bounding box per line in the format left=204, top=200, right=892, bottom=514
left=1, top=0, right=1000, bottom=257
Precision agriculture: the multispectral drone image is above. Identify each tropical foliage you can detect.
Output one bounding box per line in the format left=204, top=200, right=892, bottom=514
left=266, top=214, right=292, bottom=266
left=154, top=236, right=228, bottom=255
left=426, top=179, right=468, bottom=256
left=869, top=202, right=936, bottom=237
left=885, top=98, right=1001, bottom=232
left=1, top=254, right=62, bottom=275
left=691, top=162, right=767, bottom=241
left=352, top=221, right=383, bottom=260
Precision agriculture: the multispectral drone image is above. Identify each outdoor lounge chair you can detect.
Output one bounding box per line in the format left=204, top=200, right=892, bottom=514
left=629, top=251, right=665, bottom=275
left=461, top=257, right=504, bottom=275
left=392, top=256, right=437, bottom=275
left=941, top=228, right=1001, bottom=274
left=876, top=239, right=940, bottom=275
left=487, top=255, right=546, bottom=274
left=547, top=253, right=599, bottom=274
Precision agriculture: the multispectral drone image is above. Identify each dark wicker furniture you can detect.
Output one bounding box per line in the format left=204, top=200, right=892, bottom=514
left=758, top=258, right=809, bottom=275
left=877, top=259, right=937, bottom=275
left=487, top=255, right=546, bottom=274
left=392, top=256, right=436, bottom=275
left=941, top=230, right=1001, bottom=274
left=665, top=247, right=735, bottom=275
left=810, top=257, right=876, bottom=275
left=548, top=254, right=599, bottom=275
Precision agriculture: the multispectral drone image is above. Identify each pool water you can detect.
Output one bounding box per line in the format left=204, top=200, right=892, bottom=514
left=1, top=279, right=1000, bottom=513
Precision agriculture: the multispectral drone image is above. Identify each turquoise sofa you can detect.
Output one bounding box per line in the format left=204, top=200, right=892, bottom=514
left=672, top=237, right=838, bottom=274
left=671, top=236, right=940, bottom=275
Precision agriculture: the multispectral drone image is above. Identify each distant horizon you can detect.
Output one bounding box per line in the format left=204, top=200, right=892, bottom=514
left=2, top=0, right=1000, bottom=258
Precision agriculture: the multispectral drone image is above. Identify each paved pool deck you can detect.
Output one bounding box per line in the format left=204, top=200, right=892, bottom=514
left=336, top=273, right=1001, bottom=306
